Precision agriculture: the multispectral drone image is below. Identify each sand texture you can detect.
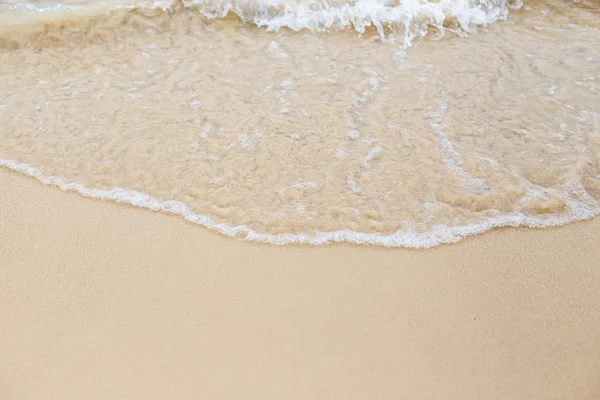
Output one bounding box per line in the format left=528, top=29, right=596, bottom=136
left=1, top=168, right=600, bottom=400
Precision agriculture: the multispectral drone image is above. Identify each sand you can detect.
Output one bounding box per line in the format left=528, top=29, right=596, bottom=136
left=3, top=3, right=600, bottom=247
left=1, top=167, right=600, bottom=400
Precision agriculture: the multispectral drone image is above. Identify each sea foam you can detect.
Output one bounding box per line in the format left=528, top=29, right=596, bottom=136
left=2, top=156, right=598, bottom=248
left=1, top=0, right=523, bottom=44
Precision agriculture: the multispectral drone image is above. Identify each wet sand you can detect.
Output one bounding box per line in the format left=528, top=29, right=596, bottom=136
left=2, top=2, right=599, bottom=248
left=1, top=167, right=599, bottom=400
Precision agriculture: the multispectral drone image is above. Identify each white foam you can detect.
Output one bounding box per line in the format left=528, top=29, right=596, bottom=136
left=237, top=132, right=249, bottom=148
left=142, top=43, right=157, bottom=51
left=278, top=181, right=317, bottom=196
left=362, top=145, right=382, bottom=167
left=181, top=0, right=520, bottom=43
left=348, top=129, right=361, bottom=139
left=346, top=174, right=362, bottom=194
left=2, top=0, right=522, bottom=45
left=198, top=123, right=211, bottom=138
left=428, top=101, right=489, bottom=194
left=1, top=157, right=598, bottom=248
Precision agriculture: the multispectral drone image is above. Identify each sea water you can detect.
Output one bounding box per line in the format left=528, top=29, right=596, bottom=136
left=0, top=0, right=599, bottom=247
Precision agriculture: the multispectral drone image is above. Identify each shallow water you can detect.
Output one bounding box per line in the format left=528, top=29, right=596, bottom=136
left=1, top=0, right=599, bottom=247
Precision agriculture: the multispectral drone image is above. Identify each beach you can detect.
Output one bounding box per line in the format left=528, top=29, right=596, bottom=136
left=2, top=1, right=600, bottom=249
left=2, top=0, right=600, bottom=397
left=2, top=167, right=600, bottom=399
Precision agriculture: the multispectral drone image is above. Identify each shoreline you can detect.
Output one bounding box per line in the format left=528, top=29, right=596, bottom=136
left=2, top=167, right=600, bottom=399
left=2, top=158, right=598, bottom=249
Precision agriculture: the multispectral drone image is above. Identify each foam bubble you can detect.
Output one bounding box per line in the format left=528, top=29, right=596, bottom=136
left=1, top=0, right=523, bottom=45
left=184, top=0, right=520, bottom=43
left=1, top=157, right=598, bottom=248
left=427, top=101, right=489, bottom=194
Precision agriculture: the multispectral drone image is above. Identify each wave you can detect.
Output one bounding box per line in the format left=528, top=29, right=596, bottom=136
left=2, top=156, right=598, bottom=248
left=178, top=0, right=522, bottom=40
left=1, top=0, right=523, bottom=43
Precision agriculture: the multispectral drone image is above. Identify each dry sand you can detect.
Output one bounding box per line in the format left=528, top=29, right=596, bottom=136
left=1, top=167, right=600, bottom=400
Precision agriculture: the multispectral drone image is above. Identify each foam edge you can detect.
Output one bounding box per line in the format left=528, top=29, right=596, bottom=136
left=1, top=156, right=598, bottom=249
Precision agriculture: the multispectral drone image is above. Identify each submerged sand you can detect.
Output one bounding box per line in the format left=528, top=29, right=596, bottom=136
left=1, top=168, right=600, bottom=400
left=1, top=1, right=599, bottom=247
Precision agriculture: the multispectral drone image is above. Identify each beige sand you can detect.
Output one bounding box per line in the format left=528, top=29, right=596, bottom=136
left=1, top=168, right=600, bottom=400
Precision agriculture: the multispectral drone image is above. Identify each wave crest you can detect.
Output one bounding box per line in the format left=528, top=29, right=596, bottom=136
left=2, top=0, right=523, bottom=43
left=168, top=0, right=522, bottom=42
